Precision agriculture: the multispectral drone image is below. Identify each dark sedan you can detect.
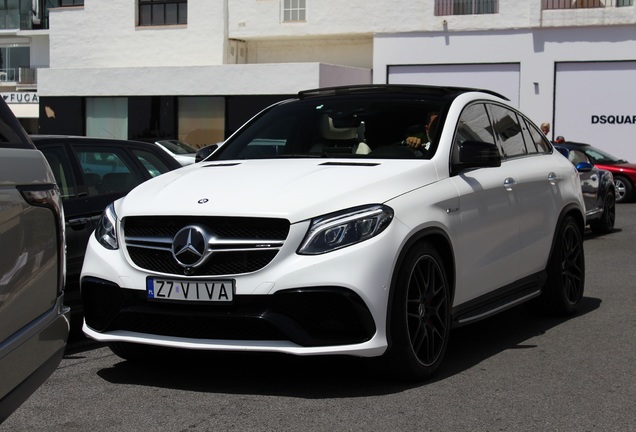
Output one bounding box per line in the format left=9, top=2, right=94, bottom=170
left=555, top=144, right=616, bottom=234
left=31, top=136, right=182, bottom=321
left=555, top=141, right=636, bottom=203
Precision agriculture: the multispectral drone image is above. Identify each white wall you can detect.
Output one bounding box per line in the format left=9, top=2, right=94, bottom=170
left=38, top=63, right=371, bottom=97
left=228, top=0, right=635, bottom=38
left=48, top=0, right=227, bottom=68
left=374, top=25, right=636, bottom=152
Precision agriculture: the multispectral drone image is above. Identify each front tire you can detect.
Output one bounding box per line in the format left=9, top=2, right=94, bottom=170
left=533, top=215, right=585, bottom=316
left=384, top=242, right=451, bottom=381
left=614, top=176, right=633, bottom=203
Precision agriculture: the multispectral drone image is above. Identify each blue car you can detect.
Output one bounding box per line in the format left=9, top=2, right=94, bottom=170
left=555, top=144, right=616, bottom=234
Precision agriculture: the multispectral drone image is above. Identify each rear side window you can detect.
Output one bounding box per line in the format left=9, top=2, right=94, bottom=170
left=40, top=146, right=77, bottom=200
left=132, top=149, right=174, bottom=177
left=523, top=118, right=551, bottom=154
left=74, top=148, right=144, bottom=195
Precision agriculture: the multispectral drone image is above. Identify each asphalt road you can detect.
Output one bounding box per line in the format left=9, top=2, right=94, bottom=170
left=3, top=205, right=635, bottom=432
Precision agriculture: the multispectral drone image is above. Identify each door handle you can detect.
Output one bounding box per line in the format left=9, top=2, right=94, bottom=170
left=68, top=217, right=89, bottom=230
left=504, top=177, right=516, bottom=191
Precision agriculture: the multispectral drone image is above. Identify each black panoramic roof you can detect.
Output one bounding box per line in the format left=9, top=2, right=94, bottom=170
left=298, top=84, right=509, bottom=101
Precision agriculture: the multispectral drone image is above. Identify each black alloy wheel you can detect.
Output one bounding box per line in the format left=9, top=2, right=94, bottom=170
left=533, top=215, right=585, bottom=316
left=589, top=191, right=615, bottom=234
left=385, top=242, right=451, bottom=381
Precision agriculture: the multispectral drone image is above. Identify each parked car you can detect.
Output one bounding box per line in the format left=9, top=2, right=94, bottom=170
left=554, top=144, right=616, bottom=234
left=554, top=140, right=636, bottom=203
left=154, top=139, right=197, bottom=166
left=0, top=103, right=69, bottom=423
left=31, top=136, right=182, bottom=319
left=81, top=85, right=586, bottom=381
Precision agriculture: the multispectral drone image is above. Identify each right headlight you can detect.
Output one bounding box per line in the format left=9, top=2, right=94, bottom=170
left=298, top=205, right=393, bottom=255
left=95, top=203, right=119, bottom=250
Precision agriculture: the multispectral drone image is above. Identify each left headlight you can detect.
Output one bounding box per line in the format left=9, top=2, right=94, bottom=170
left=95, top=202, right=119, bottom=250
left=298, top=205, right=393, bottom=255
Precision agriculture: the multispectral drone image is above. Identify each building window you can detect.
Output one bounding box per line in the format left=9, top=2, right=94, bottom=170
left=435, top=0, right=498, bottom=16
left=138, top=0, right=187, bottom=26
left=283, top=0, right=306, bottom=22
left=60, top=0, right=85, bottom=6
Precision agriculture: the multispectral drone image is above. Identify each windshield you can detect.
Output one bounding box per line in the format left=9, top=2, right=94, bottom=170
left=584, top=146, right=628, bottom=164
left=157, top=140, right=197, bottom=155
left=211, top=97, right=445, bottom=161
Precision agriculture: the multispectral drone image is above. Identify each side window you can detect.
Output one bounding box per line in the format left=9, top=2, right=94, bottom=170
left=40, top=146, right=77, bottom=200
left=523, top=118, right=551, bottom=154
left=567, top=149, right=589, bottom=166
left=132, top=149, right=173, bottom=177
left=74, top=148, right=143, bottom=195
left=453, top=103, right=495, bottom=163
left=488, top=104, right=527, bottom=158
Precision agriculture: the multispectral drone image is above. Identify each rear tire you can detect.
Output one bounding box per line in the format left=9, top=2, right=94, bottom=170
left=532, top=215, right=585, bottom=316
left=589, top=191, right=615, bottom=234
left=384, top=242, right=451, bottom=381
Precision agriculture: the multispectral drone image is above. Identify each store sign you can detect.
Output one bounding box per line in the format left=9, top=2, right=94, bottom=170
left=555, top=61, right=636, bottom=162
left=1, top=92, right=39, bottom=104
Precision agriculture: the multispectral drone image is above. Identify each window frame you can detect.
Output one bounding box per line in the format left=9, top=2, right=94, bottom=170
left=282, top=0, right=306, bottom=23
left=138, top=0, right=187, bottom=27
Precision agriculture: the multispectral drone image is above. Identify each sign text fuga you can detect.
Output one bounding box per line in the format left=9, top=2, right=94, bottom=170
left=1, top=92, right=39, bottom=104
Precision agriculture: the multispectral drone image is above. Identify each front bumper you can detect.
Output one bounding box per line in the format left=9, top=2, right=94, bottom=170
left=81, top=217, right=408, bottom=357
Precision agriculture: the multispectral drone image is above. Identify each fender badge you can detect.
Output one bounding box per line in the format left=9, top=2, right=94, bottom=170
left=198, top=198, right=209, bottom=204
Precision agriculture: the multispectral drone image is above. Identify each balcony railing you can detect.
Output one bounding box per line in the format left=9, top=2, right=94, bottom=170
left=435, top=0, right=499, bottom=16
left=0, top=68, right=38, bottom=86
left=544, top=0, right=633, bottom=9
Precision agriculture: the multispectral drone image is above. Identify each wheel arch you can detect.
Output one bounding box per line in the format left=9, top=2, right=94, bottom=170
left=385, top=227, right=456, bottom=344
left=547, top=204, right=585, bottom=265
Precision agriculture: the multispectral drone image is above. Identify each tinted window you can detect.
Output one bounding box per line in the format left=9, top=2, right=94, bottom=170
left=454, top=103, right=495, bottom=145
left=133, top=149, right=174, bottom=177
left=488, top=104, right=527, bottom=158
left=40, top=146, right=77, bottom=200
left=74, top=148, right=143, bottom=195
left=523, top=118, right=551, bottom=154
left=213, top=98, right=445, bottom=160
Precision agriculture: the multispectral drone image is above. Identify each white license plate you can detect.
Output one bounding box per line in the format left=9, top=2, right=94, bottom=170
left=147, top=278, right=234, bottom=303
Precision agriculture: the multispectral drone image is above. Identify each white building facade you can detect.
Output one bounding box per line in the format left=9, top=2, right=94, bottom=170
left=2, top=0, right=635, bottom=158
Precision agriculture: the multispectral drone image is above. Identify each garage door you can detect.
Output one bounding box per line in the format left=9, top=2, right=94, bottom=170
left=387, top=63, right=520, bottom=107
left=555, top=61, right=636, bottom=162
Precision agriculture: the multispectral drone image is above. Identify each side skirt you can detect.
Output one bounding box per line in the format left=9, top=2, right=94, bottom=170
left=451, top=272, right=546, bottom=327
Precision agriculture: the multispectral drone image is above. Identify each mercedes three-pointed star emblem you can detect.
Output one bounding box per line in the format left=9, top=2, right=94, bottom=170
left=172, top=225, right=208, bottom=267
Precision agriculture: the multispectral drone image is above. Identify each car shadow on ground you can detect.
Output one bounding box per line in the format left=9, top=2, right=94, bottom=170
left=92, top=296, right=601, bottom=398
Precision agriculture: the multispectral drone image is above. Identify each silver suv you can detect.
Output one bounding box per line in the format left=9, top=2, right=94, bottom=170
left=0, top=100, right=69, bottom=422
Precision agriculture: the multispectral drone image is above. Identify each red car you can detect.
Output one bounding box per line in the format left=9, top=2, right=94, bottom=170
left=554, top=141, right=636, bottom=203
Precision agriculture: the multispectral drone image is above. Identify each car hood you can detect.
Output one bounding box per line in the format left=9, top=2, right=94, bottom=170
left=118, top=158, right=440, bottom=223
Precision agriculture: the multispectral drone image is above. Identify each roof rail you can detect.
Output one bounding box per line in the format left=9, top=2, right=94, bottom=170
left=298, top=84, right=509, bottom=101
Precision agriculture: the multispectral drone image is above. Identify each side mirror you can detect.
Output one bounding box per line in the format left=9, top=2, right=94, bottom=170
left=195, top=144, right=219, bottom=163
left=452, top=140, right=501, bottom=173
left=575, top=161, right=594, bottom=173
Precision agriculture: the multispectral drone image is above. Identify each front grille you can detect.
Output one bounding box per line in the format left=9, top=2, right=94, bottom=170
left=123, top=216, right=290, bottom=276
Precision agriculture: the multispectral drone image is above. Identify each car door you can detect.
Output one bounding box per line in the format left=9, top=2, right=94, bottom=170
left=488, top=106, right=565, bottom=278
left=450, top=103, right=522, bottom=305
